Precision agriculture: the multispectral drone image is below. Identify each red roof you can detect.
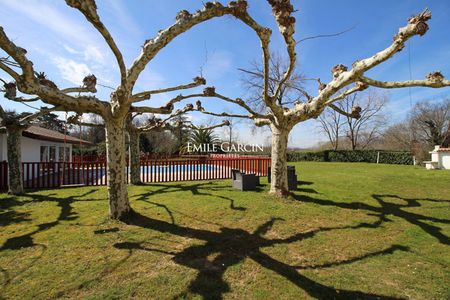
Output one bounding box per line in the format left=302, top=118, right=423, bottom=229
left=22, top=126, right=92, bottom=145
left=437, top=148, right=450, bottom=152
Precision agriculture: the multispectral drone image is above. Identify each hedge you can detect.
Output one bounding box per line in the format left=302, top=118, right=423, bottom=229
left=287, top=150, right=413, bottom=165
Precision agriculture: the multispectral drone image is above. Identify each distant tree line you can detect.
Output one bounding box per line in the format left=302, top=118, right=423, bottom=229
left=317, top=94, right=450, bottom=163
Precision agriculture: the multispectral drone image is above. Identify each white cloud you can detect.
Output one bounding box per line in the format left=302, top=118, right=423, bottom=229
left=52, top=57, right=92, bottom=85
left=102, top=0, right=143, bottom=38
left=63, top=44, right=105, bottom=64
left=0, top=0, right=100, bottom=47
left=84, top=46, right=105, bottom=63
left=63, top=45, right=79, bottom=55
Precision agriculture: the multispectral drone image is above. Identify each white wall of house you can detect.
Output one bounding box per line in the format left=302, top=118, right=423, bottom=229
left=426, top=146, right=450, bottom=170
left=0, top=134, right=72, bottom=162
left=441, top=152, right=450, bottom=169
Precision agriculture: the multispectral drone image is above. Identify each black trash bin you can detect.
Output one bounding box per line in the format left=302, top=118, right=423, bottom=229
left=268, top=166, right=298, bottom=191
left=287, top=166, right=297, bottom=191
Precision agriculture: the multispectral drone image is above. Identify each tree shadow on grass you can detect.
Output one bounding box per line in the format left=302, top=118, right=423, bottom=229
left=0, top=210, right=31, bottom=227
left=0, top=189, right=102, bottom=294
left=0, top=189, right=99, bottom=251
left=297, top=180, right=314, bottom=186
left=293, top=193, right=450, bottom=245
left=132, top=181, right=249, bottom=214
left=114, top=210, right=407, bottom=299
left=0, top=197, right=33, bottom=227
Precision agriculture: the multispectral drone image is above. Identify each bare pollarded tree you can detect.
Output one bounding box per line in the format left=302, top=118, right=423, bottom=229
left=0, top=0, right=261, bottom=220
left=189, top=3, right=450, bottom=196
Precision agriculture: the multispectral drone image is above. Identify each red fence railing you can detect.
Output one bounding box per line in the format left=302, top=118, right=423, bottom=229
left=0, top=157, right=271, bottom=190
left=21, top=162, right=108, bottom=189
left=72, top=154, right=181, bottom=163
left=139, top=157, right=270, bottom=183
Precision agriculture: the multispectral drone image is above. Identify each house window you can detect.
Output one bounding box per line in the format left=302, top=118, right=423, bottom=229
left=49, top=146, right=56, bottom=162
left=40, top=146, right=56, bottom=162
left=59, top=146, right=71, bottom=162
left=40, top=146, right=48, bottom=162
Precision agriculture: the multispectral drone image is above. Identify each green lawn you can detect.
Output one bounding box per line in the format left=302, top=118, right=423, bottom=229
left=1, top=162, right=449, bottom=299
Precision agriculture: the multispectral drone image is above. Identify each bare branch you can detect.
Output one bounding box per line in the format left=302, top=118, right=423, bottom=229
left=0, top=28, right=108, bottom=115
left=194, top=108, right=270, bottom=126
left=197, top=110, right=251, bottom=119
left=127, top=2, right=251, bottom=89
left=0, top=60, right=20, bottom=80
left=296, top=8, right=433, bottom=119
left=329, top=104, right=361, bottom=119
left=18, top=106, right=62, bottom=124
left=129, top=112, right=143, bottom=122
left=187, top=120, right=230, bottom=131
left=296, top=24, right=357, bottom=45
left=233, top=7, right=279, bottom=113
left=268, top=0, right=297, bottom=105
left=0, top=27, right=34, bottom=81
left=1, top=94, right=40, bottom=103
left=360, top=73, right=450, bottom=89
left=65, top=0, right=127, bottom=87
left=61, top=75, right=97, bottom=94
left=131, top=76, right=206, bottom=103
left=325, top=83, right=368, bottom=105
left=201, top=86, right=270, bottom=119
left=135, top=104, right=195, bottom=131
left=131, top=101, right=195, bottom=115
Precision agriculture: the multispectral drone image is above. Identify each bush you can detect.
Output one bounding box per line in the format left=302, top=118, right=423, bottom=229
left=287, top=151, right=327, bottom=162
left=287, top=150, right=413, bottom=165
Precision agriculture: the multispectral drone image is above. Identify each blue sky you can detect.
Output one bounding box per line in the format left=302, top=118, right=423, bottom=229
left=1, top=0, right=449, bottom=148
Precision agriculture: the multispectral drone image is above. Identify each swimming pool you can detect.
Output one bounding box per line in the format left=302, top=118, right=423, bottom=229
left=140, top=164, right=218, bottom=174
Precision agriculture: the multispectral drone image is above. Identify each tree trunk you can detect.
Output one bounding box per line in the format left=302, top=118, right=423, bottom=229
left=129, top=129, right=142, bottom=185
left=7, top=128, right=24, bottom=195
left=269, top=124, right=290, bottom=196
left=105, top=120, right=131, bottom=219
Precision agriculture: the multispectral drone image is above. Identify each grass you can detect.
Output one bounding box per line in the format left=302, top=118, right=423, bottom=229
left=0, top=162, right=449, bottom=299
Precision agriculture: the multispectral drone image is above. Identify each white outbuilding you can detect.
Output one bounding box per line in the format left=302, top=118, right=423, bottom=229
left=425, top=146, right=450, bottom=170
left=0, top=125, right=90, bottom=163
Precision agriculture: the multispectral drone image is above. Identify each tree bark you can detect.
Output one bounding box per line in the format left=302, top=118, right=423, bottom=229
left=269, top=124, right=290, bottom=196
left=105, top=120, right=131, bottom=220
left=129, top=129, right=142, bottom=185
left=7, top=128, right=24, bottom=195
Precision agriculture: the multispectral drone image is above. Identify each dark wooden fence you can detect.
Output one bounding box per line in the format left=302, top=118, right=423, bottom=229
left=139, top=157, right=270, bottom=183
left=0, top=161, right=7, bottom=191
left=0, top=157, right=271, bottom=190
left=72, top=154, right=180, bottom=163
left=21, top=162, right=108, bottom=189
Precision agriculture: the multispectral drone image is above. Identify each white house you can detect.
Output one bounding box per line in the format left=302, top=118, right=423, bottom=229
left=0, top=125, right=90, bottom=163
left=425, top=145, right=450, bottom=170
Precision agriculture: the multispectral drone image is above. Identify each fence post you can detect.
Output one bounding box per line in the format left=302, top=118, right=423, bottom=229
left=0, top=161, right=7, bottom=191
